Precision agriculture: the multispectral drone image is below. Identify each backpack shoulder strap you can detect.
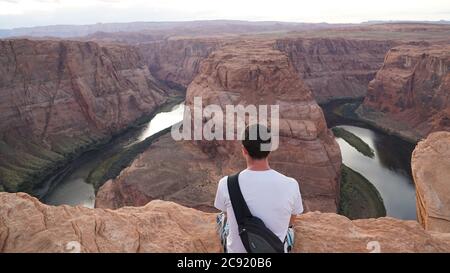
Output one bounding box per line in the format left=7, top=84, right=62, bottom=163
left=227, top=171, right=252, bottom=225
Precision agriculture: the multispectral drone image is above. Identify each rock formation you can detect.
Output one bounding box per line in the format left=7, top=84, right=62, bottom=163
left=295, top=212, right=450, bottom=253
left=0, top=39, right=167, bottom=194
left=97, top=40, right=342, bottom=213
left=95, top=134, right=223, bottom=211
left=0, top=193, right=219, bottom=253
left=358, top=44, right=450, bottom=141
left=138, top=37, right=396, bottom=103
left=138, top=38, right=221, bottom=89
left=1, top=192, right=450, bottom=253
left=275, top=38, right=396, bottom=103
left=412, top=131, right=450, bottom=233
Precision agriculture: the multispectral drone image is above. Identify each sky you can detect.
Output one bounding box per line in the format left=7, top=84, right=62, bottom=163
left=0, top=0, right=449, bottom=29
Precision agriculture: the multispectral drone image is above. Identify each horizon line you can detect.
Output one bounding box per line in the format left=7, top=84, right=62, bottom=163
left=1, top=18, right=450, bottom=31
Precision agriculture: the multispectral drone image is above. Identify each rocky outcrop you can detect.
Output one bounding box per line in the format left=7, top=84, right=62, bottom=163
left=1, top=192, right=450, bottom=253
left=0, top=39, right=167, bottom=194
left=275, top=38, right=396, bottom=103
left=358, top=44, right=450, bottom=141
left=95, top=134, right=223, bottom=211
left=412, top=131, right=450, bottom=233
left=0, top=193, right=219, bottom=253
left=138, top=39, right=221, bottom=89
left=97, top=40, right=342, bottom=213
left=295, top=212, right=450, bottom=253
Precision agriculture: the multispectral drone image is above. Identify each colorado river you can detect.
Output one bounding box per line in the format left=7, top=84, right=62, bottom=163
left=323, top=99, right=417, bottom=220
left=43, top=102, right=185, bottom=208
left=44, top=98, right=416, bottom=220
left=335, top=125, right=417, bottom=219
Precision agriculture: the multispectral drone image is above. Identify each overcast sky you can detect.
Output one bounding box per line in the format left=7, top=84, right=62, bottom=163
left=0, top=0, right=449, bottom=29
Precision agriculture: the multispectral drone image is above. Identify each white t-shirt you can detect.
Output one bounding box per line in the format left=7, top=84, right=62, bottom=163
left=214, top=169, right=303, bottom=253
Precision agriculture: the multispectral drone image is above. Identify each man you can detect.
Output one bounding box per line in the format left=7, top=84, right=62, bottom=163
left=214, top=124, right=303, bottom=253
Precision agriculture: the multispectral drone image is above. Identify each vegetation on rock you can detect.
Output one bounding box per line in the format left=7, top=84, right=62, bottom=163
left=332, top=127, right=375, bottom=158
left=339, top=164, right=386, bottom=219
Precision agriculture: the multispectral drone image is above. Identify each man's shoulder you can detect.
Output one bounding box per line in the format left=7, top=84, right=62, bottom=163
left=270, top=170, right=299, bottom=185
left=217, top=176, right=228, bottom=192
left=219, top=176, right=228, bottom=184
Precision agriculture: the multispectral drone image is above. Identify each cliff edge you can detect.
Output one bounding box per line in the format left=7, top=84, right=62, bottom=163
left=412, top=131, right=450, bottom=233
left=1, top=192, right=450, bottom=253
left=358, top=44, right=450, bottom=141
left=0, top=39, right=167, bottom=195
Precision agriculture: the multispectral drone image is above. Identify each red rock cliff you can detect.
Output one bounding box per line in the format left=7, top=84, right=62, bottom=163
left=358, top=44, right=450, bottom=141
left=138, top=38, right=221, bottom=89
left=0, top=39, right=167, bottom=194
left=412, top=131, right=450, bottom=233
left=275, top=38, right=396, bottom=103
left=96, top=40, right=342, bottom=213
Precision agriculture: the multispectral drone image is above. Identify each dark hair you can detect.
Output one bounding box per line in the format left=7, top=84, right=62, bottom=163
left=242, top=124, right=271, bottom=159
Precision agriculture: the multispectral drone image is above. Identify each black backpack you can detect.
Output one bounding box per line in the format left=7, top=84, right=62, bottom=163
left=227, top=172, right=285, bottom=253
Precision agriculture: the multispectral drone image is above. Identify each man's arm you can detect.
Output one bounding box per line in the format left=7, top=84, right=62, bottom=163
left=290, top=180, right=303, bottom=227
left=214, top=178, right=227, bottom=211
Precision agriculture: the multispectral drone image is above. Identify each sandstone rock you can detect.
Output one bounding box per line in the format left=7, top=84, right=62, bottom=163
left=139, top=38, right=221, bottom=89
left=358, top=44, right=450, bottom=141
left=412, top=131, right=450, bottom=233
left=139, top=35, right=393, bottom=101
left=95, top=134, right=223, bottom=211
left=0, top=192, right=219, bottom=253
left=275, top=38, right=396, bottom=103
left=295, top=212, right=450, bottom=253
left=97, top=40, right=341, bottom=213
left=2, top=192, right=450, bottom=253
left=0, top=39, right=168, bottom=194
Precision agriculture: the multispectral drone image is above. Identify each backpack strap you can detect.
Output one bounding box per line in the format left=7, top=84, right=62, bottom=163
left=227, top=171, right=252, bottom=226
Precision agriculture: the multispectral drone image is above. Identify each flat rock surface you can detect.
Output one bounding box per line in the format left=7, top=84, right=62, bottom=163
left=2, top=192, right=450, bottom=253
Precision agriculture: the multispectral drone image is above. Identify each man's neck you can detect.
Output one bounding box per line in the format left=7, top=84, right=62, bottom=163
left=246, top=158, right=271, bottom=171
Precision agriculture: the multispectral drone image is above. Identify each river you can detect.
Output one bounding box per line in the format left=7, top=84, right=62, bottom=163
left=43, top=99, right=416, bottom=220
left=42, top=103, right=185, bottom=208
left=322, top=99, right=417, bottom=220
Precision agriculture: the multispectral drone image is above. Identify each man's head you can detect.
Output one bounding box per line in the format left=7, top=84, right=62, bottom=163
left=241, top=124, right=272, bottom=160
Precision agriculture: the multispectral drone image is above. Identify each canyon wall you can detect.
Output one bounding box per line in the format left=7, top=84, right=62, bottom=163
left=412, top=131, right=450, bottom=233
left=1, top=192, right=450, bottom=253
left=358, top=44, right=450, bottom=141
left=275, top=38, right=396, bottom=103
left=0, top=39, right=167, bottom=194
left=138, top=39, right=221, bottom=89
left=138, top=37, right=396, bottom=103
left=96, top=40, right=342, bottom=213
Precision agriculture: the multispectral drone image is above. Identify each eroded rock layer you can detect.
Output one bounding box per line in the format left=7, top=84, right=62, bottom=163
left=275, top=38, right=396, bottom=103
left=1, top=193, right=450, bottom=253
left=0, top=39, right=167, bottom=194
left=412, top=131, right=450, bottom=233
left=358, top=44, right=450, bottom=141
left=97, top=40, right=342, bottom=213
left=0, top=193, right=219, bottom=253
left=95, top=134, right=223, bottom=211
left=138, top=38, right=221, bottom=89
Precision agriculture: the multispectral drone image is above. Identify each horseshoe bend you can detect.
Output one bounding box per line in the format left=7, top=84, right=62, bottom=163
left=1, top=131, right=450, bottom=252
left=95, top=40, right=342, bottom=213
left=0, top=20, right=450, bottom=253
